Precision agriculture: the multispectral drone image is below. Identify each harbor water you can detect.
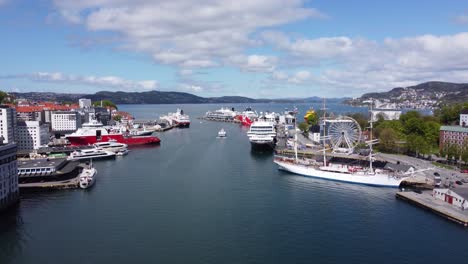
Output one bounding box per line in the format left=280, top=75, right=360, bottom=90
left=1, top=103, right=467, bottom=264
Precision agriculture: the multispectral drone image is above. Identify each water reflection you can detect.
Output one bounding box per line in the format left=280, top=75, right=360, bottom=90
left=0, top=205, right=25, bottom=263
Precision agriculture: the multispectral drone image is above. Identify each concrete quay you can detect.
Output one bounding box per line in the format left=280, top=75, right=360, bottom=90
left=396, top=190, right=468, bottom=227
left=198, top=117, right=241, bottom=123
left=19, top=175, right=80, bottom=190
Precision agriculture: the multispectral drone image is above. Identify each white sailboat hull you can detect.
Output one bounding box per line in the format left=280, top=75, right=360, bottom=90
left=274, top=160, right=407, bottom=188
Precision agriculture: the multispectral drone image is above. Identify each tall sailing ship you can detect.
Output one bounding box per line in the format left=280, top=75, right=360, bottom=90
left=273, top=100, right=410, bottom=187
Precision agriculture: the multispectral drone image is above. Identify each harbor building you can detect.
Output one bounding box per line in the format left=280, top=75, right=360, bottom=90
left=0, top=105, right=17, bottom=144
left=433, top=188, right=468, bottom=210
left=16, top=121, right=50, bottom=150
left=439, top=126, right=468, bottom=150
left=0, top=142, right=18, bottom=212
left=16, top=106, right=45, bottom=122
left=461, top=109, right=468, bottom=127
left=18, top=158, right=81, bottom=187
left=51, top=111, right=81, bottom=134
left=79, top=98, right=92, bottom=109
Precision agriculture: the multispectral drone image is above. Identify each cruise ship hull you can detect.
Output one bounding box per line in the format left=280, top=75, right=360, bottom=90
left=175, top=121, right=190, bottom=128
left=250, top=140, right=275, bottom=150
left=66, top=134, right=160, bottom=146
left=274, top=160, right=406, bottom=188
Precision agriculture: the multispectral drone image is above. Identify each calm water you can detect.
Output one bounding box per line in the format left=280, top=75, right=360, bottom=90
left=1, top=103, right=467, bottom=264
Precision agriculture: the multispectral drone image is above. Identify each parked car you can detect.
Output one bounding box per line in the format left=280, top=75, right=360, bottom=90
left=456, top=180, right=463, bottom=185
left=461, top=169, right=468, bottom=174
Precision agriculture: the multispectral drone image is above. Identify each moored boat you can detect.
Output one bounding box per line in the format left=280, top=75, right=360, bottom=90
left=79, top=162, right=97, bottom=189
left=68, top=149, right=116, bottom=161
left=93, top=141, right=128, bottom=153
left=65, top=121, right=160, bottom=146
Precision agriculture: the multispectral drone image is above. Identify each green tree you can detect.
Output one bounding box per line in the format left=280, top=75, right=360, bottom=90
left=298, top=122, right=309, bottom=137
left=305, top=110, right=318, bottom=125
left=0, top=91, right=7, bottom=104
left=348, top=112, right=368, bottom=130
left=93, top=100, right=118, bottom=110
left=400, top=110, right=421, bottom=126
left=378, top=127, right=398, bottom=153
left=113, top=115, right=122, bottom=122
left=435, top=102, right=468, bottom=125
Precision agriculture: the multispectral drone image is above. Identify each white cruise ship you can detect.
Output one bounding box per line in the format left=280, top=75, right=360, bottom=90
left=205, top=107, right=237, bottom=120
left=160, top=109, right=191, bottom=127
left=247, top=121, right=276, bottom=148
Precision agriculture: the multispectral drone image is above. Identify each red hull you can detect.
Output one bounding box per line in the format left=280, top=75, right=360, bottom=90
left=174, top=121, right=190, bottom=128
left=235, top=115, right=253, bottom=127
left=66, top=134, right=160, bottom=146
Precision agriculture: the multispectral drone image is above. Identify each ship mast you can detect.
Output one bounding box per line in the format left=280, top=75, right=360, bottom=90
left=366, top=99, right=379, bottom=174
left=322, top=98, right=327, bottom=166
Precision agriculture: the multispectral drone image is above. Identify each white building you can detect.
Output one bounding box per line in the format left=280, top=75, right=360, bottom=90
left=0, top=106, right=17, bottom=144
left=51, top=111, right=81, bottom=133
left=79, top=98, right=92, bottom=109
left=0, top=142, right=18, bottom=211
left=16, top=121, right=50, bottom=150
left=433, top=188, right=468, bottom=210
left=371, top=109, right=402, bottom=121
left=460, top=109, right=468, bottom=127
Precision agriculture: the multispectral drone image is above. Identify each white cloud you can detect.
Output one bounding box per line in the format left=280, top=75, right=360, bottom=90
left=52, top=0, right=324, bottom=69
left=271, top=70, right=312, bottom=84
left=228, top=54, right=277, bottom=72
left=10, top=72, right=158, bottom=91
left=266, top=32, right=468, bottom=94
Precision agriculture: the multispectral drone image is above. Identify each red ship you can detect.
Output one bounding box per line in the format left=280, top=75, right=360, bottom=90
left=65, top=122, right=160, bottom=146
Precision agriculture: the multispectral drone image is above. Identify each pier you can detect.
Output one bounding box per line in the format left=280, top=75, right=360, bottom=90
left=19, top=175, right=80, bottom=190
left=198, top=117, right=241, bottom=123
left=396, top=191, right=468, bottom=227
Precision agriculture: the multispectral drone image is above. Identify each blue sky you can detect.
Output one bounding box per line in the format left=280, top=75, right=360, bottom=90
left=1, top=0, right=468, bottom=98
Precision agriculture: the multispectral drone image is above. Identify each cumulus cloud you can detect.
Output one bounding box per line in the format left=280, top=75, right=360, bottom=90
left=4, top=72, right=158, bottom=91
left=266, top=32, right=468, bottom=94
left=52, top=0, right=323, bottom=68
left=271, top=70, right=312, bottom=84
left=228, top=54, right=277, bottom=72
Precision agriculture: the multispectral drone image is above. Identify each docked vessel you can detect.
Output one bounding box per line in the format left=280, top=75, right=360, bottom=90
left=235, top=107, right=258, bottom=126
left=172, top=109, right=191, bottom=127
left=68, top=148, right=116, bottom=161
left=93, top=141, right=128, bottom=153
left=274, top=100, right=410, bottom=188
left=247, top=121, right=276, bottom=148
left=116, top=149, right=129, bottom=156
left=205, top=107, right=237, bottom=121
left=66, top=121, right=160, bottom=146
left=160, top=109, right=190, bottom=128
left=218, top=128, right=227, bottom=138
left=274, top=157, right=408, bottom=187
left=79, top=162, right=97, bottom=189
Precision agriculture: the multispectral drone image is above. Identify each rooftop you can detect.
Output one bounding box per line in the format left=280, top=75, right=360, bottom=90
left=440, top=126, right=468, bottom=133
left=18, top=158, right=67, bottom=169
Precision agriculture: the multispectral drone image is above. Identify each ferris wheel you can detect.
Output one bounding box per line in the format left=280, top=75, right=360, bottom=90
left=326, top=117, right=362, bottom=153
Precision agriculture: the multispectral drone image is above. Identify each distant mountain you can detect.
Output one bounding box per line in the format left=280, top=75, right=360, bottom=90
left=9, top=90, right=348, bottom=104
left=345, top=81, right=468, bottom=107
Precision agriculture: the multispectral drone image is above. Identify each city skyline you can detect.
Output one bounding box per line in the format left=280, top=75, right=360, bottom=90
left=1, top=0, right=468, bottom=98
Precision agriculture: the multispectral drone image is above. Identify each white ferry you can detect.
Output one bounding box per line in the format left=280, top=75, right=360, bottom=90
left=68, top=149, right=116, bottom=161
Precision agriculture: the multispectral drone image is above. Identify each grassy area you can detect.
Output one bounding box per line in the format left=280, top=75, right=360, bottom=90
left=431, top=161, right=455, bottom=170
